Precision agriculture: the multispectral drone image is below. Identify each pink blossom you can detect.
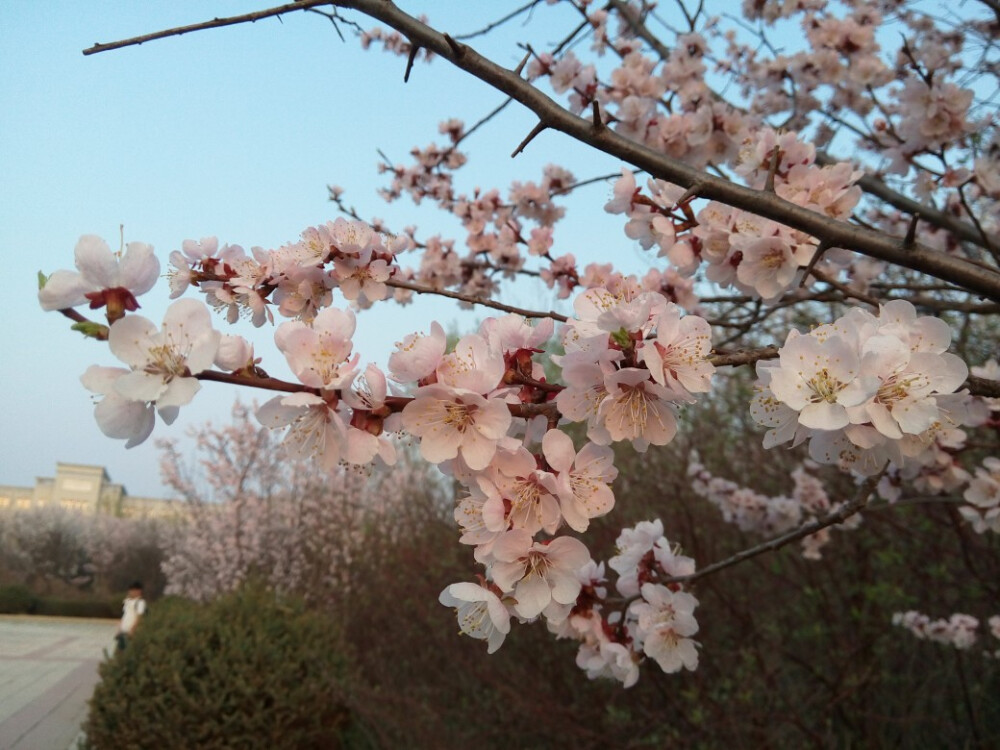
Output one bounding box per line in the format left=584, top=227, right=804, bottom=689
left=596, top=368, right=679, bottom=450
left=275, top=306, right=359, bottom=390
left=388, top=322, right=447, bottom=384
left=439, top=582, right=512, bottom=654
left=490, top=530, right=591, bottom=619
left=107, top=298, right=220, bottom=410
left=542, top=430, right=617, bottom=532
left=39, top=235, right=159, bottom=315
left=402, top=386, right=511, bottom=470
left=80, top=365, right=156, bottom=448
left=630, top=584, right=700, bottom=673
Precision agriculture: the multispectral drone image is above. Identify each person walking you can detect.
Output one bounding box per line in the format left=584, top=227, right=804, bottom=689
left=115, top=581, right=146, bottom=652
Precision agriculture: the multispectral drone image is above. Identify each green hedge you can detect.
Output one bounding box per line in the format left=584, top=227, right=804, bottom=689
left=0, top=586, right=121, bottom=618
left=83, top=584, right=369, bottom=750
left=34, top=597, right=119, bottom=618
left=0, top=585, right=36, bottom=614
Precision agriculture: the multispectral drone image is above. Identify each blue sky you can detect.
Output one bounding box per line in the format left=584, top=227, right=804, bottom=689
left=0, top=2, right=634, bottom=497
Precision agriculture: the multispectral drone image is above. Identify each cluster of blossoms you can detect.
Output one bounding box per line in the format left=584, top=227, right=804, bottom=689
left=527, top=31, right=743, bottom=170
left=875, top=427, right=970, bottom=505
left=167, top=218, right=407, bottom=321
left=750, top=300, right=970, bottom=476
left=891, top=611, right=983, bottom=651
left=688, top=456, right=857, bottom=559
left=604, top=129, right=864, bottom=303
left=554, top=286, right=714, bottom=451
left=39, top=229, right=717, bottom=686
left=441, top=519, right=700, bottom=687
left=420, top=289, right=713, bottom=684
left=961, top=457, right=1000, bottom=534
left=360, top=4, right=993, bottom=315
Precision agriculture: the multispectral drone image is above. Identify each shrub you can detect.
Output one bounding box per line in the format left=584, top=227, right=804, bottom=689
left=83, top=584, right=368, bottom=750
left=33, top=596, right=119, bottom=619
left=0, top=584, right=36, bottom=614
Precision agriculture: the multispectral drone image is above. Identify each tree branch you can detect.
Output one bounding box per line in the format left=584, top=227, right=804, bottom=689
left=385, top=278, right=568, bottom=321
left=83, top=1, right=1000, bottom=300
left=331, top=0, right=1000, bottom=303
left=82, top=1, right=333, bottom=55
left=663, top=472, right=883, bottom=587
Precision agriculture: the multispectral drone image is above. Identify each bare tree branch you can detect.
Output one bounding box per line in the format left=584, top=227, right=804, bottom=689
left=385, top=278, right=569, bottom=322
left=663, top=472, right=884, bottom=587
left=82, top=1, right=333, bottom=56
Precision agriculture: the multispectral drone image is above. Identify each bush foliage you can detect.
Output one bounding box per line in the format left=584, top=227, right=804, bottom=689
left=0, top=584, right=36, bottom=614
left=83, top=585, right=368, bottom=750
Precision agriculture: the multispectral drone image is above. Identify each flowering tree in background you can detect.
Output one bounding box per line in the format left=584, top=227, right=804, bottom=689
left=0, top=506, right=165, bottom=595
left=40, top=0, right=1000, bottom=686
left=159, top=402, right=444, bottom=605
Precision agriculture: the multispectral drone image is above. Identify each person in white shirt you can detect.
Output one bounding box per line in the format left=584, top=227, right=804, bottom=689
left=116, top=581, right=146, bottom=652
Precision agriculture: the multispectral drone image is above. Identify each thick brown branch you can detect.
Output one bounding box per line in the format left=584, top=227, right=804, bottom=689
left=967, top=374, right=1000, bottom=398
left=332, top=0, right=1000, bottom=302
left=84, top=1, right=1000, bottom=296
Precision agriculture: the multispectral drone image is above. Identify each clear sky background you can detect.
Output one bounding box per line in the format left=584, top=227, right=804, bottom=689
left=1, top=2, right=636, bottom=497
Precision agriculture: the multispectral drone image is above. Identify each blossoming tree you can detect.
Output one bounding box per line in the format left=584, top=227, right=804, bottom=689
left=40, top=0, right=1000, bottom=685
left=159, top=401, right=444, bottom=605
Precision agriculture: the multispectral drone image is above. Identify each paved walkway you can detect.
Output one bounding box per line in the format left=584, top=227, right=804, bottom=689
left=0, top=616, right=116, bottom=750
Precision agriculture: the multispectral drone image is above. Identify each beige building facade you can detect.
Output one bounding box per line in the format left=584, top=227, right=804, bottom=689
left=0, top=463, right=180, bottom=518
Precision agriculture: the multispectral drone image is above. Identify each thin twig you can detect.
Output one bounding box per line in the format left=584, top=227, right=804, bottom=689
left=763, top=146, right=781, bottom=193
left=195, top=368, right=559, bottom=420
left=798, top=240, right=832, bottom=287
left=83, top=1, right=332, bottom=55
left=385, top=278, right=568, bottom=321
left=673, top=181, right=703, bottom=208
left=809, top=268, right=880, bottom=307
left=403, top=44, right=420, bottom=82
left=708, top=347, right=779, bottom=368
left=903, top=213, right=920, bottom=247
left=511, top=121, right=548, bottom=157
left=512, top=49, right=531, bottom=77
left=663, top=472, right=884, bottom=586
left=591, top=100, right=604, bottom=130
left=453, top=0, right=544, bottom=41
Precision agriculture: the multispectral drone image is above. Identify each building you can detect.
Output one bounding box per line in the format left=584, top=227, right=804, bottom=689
left=0, top=462, right=181, bottom=518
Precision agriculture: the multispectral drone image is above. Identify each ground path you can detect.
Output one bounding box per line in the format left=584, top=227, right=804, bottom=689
left=0, top=616, right=116, bottom=750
